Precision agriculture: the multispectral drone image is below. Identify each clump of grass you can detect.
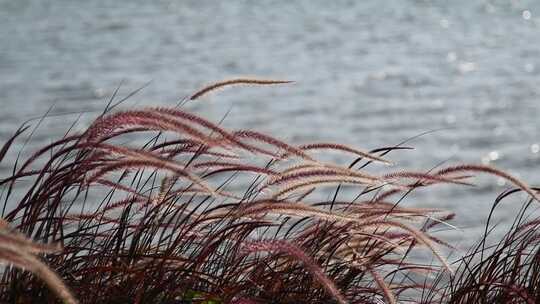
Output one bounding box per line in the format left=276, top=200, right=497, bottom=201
left=430, top=188, right=540, bottom=304
left=0, top=79, right=539, bottom=303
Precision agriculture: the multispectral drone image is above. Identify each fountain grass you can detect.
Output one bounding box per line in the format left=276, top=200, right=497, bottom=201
left=0, top=80, right=539, bottom=303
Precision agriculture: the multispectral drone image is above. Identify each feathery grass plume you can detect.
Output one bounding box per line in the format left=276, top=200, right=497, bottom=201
left=372, top=188, right=404, bottom=203
left=233, top=130, right=317, bottom=161
left=435, top=164, right=540, bottom=202
left=383, top=171, right=474, bottom=186
left=188, top=78, right=293, bottom=101
left=296, top=142, right=393, bottom=165
left=83, top=110, right=228, bottom=149
left=160, top=146, right=239, bottom=159
left=365, top=266, right=397, bottom=304
left=272, top=178, right=389, bottom=200
left=241, top=239, right=348, bottom=304
left=153, top=107, right=277, bottom=156
left=150, top=138, right=239, bottom=159
left=85, top=144, right=225, bottom=198
left=0, top=220, right=77, bottom=304
left=152, top=174, right=174, bottom=206
left=267, top=165, right=383, bottom=187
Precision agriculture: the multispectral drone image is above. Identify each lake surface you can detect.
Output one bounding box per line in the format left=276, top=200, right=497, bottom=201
left=1, top=0, right=540, bottom=249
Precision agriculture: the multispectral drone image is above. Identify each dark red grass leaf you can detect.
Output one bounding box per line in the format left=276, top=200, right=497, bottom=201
left=0, top=125, right=29, bottom=164
left=385, top=264, right=441, bottom=277
left=194, top=161, right=278, bottom=176
left=94, top=179, right=151, bottom=201
left=452, top=281, right=535, bottom=304
left=392, top=283, right=440, bottom=298
left=515, top=219, right=540, bottom=235
left=0, top=169, right=46, bottom=187
left=11, top=134, right=82, bottom=179
left=100, top=196, right=145, bottom=214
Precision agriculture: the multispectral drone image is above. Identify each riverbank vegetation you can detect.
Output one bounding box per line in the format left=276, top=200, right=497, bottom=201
left=0, top=80, right=538, bottom=303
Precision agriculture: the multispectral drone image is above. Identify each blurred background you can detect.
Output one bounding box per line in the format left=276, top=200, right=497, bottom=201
left=1, top=0, right=540, bottom=249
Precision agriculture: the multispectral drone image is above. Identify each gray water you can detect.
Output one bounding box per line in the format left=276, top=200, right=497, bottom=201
left=1, top=0, right=540, bottom=249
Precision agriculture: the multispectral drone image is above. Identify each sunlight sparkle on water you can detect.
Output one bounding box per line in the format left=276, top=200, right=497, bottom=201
left=488, top=151, right=499, bottom=161
left=446, top=52, right=457, bottom=63
left=482, top=151, right=500, bottom=164
left=523, top=10, right=532, bottom=20
left=440, top=18, right=449, bottom=28
left=458, top=62, right=477, bottom=74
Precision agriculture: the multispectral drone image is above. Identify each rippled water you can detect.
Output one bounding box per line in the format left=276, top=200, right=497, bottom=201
left=1, top=0, right=540, bottom=247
